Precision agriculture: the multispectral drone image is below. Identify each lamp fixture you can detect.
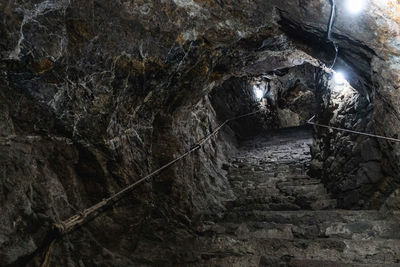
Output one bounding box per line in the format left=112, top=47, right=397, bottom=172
left=345, top=0, right=366, bottom=14
left=253, top=86, right=264, bottom=100
left=333, top=71, right=346, bottom=85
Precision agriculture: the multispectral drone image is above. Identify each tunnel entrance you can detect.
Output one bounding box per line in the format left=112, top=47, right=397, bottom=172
left=208, top=60, right=385, bottom=210
left=209, top=63, right=320, bottom=139
left=3, top=0, right=400, bottom=265
left=183, top=58, right=400, bottom=265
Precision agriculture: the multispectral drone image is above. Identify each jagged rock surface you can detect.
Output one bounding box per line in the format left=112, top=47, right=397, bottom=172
left=1, top=0, right=400, bottom=265
left=187, top=127, right=400, bottom=266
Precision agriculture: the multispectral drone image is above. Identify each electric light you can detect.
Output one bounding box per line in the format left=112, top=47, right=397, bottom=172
left=345, top=0, right=366, bottom=14
left=333, top=71, right=346, bottom=85
left=253, top=86, right=263, bottom=100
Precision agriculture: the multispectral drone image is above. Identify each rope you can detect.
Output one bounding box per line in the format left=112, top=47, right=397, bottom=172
left=53, top=109, right=263, bottom=235
left=40, top=240, right=57, bottom=267
left=307, top=115, right=400, bottom=143
left=44, top=109, right=397, bottom=264
left=327, top=0, right=339, bottom=68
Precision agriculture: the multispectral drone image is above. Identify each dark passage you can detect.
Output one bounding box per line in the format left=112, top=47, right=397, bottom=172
left=175, top=126, right=400, bottom=266
left=2, top=1, right=400, bottom=266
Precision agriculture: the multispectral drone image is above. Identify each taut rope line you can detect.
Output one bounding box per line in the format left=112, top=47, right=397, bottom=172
left=53, top=110, right=263, bottom=235
left=40, top=111, right=398, bottom=265
left=307, top=115, right=400, bottom=143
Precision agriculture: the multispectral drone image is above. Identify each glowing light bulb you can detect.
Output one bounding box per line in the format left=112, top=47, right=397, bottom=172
left=254, top=86, right=263, bottom=100
left=346, top=0, right=366, bottom=14
left=333, top=71, right=346, bottom=85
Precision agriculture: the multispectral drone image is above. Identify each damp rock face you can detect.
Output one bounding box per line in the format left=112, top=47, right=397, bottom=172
left=1, top=0, right=400, bottom=266
left=310, top=71, right=382, bottom=209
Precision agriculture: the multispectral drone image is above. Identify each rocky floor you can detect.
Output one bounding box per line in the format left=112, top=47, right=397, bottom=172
left=188, top=126, right=400, bottom=266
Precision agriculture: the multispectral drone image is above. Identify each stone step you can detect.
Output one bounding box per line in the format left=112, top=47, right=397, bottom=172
left=226, top=203, right=302, bottom=212
left=239, top=147, right=311, bottom=155
left=224, top=195, right=297, bottom=205
left=231, top=158, right=309, bottom=165
left=269, top=258, right=400, bottom=267
left=226, top=193, right=335, bottom=210
left=191, top=256, right=400, bottom=267
left=223, top=203, right=332, bottom=215
left=224, top=193, right=333, bottom=206
left=228, top=172, right=276, bottom=179
left=228, top=173, right=310, bottom=183
left=239, top=145, right=310, bottom=152
left=186, top=127, right=400, bottom=266
left=309, top=198, right=337, bottom=210
left=231, top=188, right=282, bottom=197
left=192, top=236, right=400, bottom=265
left=240, top=139, right=312, bottom=148
left=229, top=163, right=309, bottom=170
left=222, top=194, right=336, bottom=213
left=198, top=216, right=400, bottom=241
left=276, top=178, right=322, bottom=186
left=277, top=183, right=329, bottom=197
left=228, top=167, right=308, bottom=174
left=198, top=210, right=393, bottom=224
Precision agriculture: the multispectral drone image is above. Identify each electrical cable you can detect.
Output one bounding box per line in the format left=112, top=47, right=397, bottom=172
left=327, top=0, right=339, bottom=68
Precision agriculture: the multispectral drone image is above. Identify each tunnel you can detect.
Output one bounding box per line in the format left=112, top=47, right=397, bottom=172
left=1, top=0, right=400, bottom=266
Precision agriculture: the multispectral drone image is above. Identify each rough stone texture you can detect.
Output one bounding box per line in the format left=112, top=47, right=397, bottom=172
left=1, top=0, right=400, bottom=266
left=184, top=127, right=400, bottom=266
left=210, top=64, right=320, bottom=133
left=272, top=64, right=319, bottom=127
left=310, top=72, right=383, bottom=209
left=209, top=77, right=274, bottom=138
left=276, top=1, right=400, bottom=209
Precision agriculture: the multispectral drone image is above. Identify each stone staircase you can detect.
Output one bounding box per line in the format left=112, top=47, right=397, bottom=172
left=190, top=126, right=400, bottom=266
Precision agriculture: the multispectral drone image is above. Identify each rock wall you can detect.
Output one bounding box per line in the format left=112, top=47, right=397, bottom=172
left=209, top=64, right=320, bottom=133
left=1, top=0, right=400, bottom=265
left=310, top=69, right=389, bottom=209
left=209, top=77, right=276, bottom=138
left=0, top=83, right=237, bottom=266
left=273, top=64, right=319, bottom=127
left=276, top=1, right=400, bottom=211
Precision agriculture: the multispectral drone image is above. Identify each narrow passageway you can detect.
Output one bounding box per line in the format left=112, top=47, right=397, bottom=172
left=226, top=125, right=335, bottom=212
left=191, top=126, right=400, bottom=266
left=4, top=1, right=400, bottom=265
